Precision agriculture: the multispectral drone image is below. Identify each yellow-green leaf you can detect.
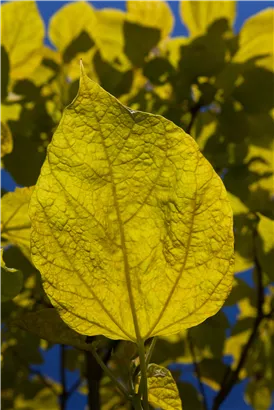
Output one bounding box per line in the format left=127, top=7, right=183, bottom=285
left=29, top=67, right=234, bottom=342
left=245, top=379, right=273, bottom=410
left=180, top=1, right=236, bottom=37
left=127, top=0, right=174, bottom=39
left=234, top=8, right=274, bottom=71
left=49, top=1, right=96, bottom=53
left=1, top=1, right=44, bottom=79
left=1, top=249, right=23, bottom=302
left=1, top=121, right=13, bottom=158
left=256, top=214, right=274, bottom=282
left=11, top=308, right=98, bottom=352
left=1, top=187, right=33, bottom=259
left=94, top=9, right=128, bottom=64
left=136, top=364, right=182, bottom=410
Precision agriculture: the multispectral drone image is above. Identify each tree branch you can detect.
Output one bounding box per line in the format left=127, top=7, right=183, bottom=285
left=187, top=331, right=208, bottom=410
left=212, top=230, right=266, bottom=410
left=186, top=102, right=202, bottom=134
left=60, top=344, right=67, bottom=410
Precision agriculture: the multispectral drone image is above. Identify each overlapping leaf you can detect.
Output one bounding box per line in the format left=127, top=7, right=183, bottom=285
left=1, top=1, right=44, bottom=79
left=180, top=0, right=236, bottom=37
left=1, top=187, right=33, bottom=259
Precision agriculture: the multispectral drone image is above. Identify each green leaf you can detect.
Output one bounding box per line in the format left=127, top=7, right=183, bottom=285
left=1, top=1, right=44, bottom=79
left=1, top=45, right=10, bottom=100
left=198, top=358, right=228, bottom=391
left=11, top=308, right=100, bottom=352
left=176, top=381, right=202, bottom=410
left=1, top=249, right=23, bottom=302
left=1, top=187, right=33, bottom=259
left=127, top=0, right=174, bottom=39
left=48, top=1, right=96, bottom=54
left=245, top=379, right=273, bottom=410
left=29, top=67, right=234, bottom=342
left=136, top=364, right=182, bottom=410
left=63, top=30, right=95, bottom=64
left=234, top=8, right=274, bottom=71
left=123, top=21, right=161, bottom=67
left=1, top=121, right=13, bottom=159
left=180, top=1, right=236, bottom=37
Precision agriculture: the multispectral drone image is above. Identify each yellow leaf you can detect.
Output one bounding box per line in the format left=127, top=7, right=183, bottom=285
left=1, top=187, right=33, bottom=260
left=180, top=0, right=236, bottom=37
left=136, top=364, right=182, bottom=410
left=1, top=1, right=44, bottom=79
left=29, top=67, right=234, bottom=342
left=234, top=8, right=274, bottom=71
left=94, top=8, right=130, bottom=67
left=49, top=1, right=96, bottom=53
left=1, top=121, right=13, bottom=158
left=127, top=0, right=174, bottom=39
left=256, top=214, right=274, bottom=282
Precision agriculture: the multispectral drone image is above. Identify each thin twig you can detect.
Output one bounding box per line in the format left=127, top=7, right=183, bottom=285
left=60, top=344, right=67, bottom=410
left=186, top=102, right=202, bottom=134
left=187, top=331, right=208, bottom=410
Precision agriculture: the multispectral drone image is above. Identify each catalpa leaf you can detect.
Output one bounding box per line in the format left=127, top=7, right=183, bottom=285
left=136, top=364, right=182, bottom=410
left=1, top=1, right=44, bottom=79
left=127, top=0, right=174, bottom=39
left=234, top=8, right=274, bottom=71
left=180, top=0, right=236, bottom=38
left=1, top=187, right=33, bottom=260
left=49, top=1, right=96, bottom=54
left=29, top=66, right=234, bottom=342
left=11, top=308, right=97, bottom=352
left=1, top=249, right=23, bottom=302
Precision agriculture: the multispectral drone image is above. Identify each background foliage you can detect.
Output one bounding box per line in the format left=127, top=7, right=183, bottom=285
left=1, top=1, right=274, bottom=410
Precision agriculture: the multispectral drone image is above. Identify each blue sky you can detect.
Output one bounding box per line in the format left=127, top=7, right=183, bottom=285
left=2, top=1, right=274, bottom=410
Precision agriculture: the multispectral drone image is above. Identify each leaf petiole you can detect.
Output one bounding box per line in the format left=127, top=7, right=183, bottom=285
left=90, top=343, right=130, bottom=401
left=137, top=340, right=149, bottom=410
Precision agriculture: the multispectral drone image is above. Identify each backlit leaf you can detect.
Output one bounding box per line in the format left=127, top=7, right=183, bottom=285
left=48, top=1, right=96, bottom=54
left=127, top=0, right=174, bottom=39
left=180, top=1, right=236, bottom=37
left=1, top=1, right=44, bottom=79
left=234, top=8, right=274, bottom=71
left=136, top=364, right=182, bottom=410
left=1, top=121, right=13, bottom=159
left=256, top=214, right=274, bottom=282
left=1, top=249, right=23, bottom=302
left=1, top=187, right=33, bottom=259
left=29, top=68, right=234, bottom=342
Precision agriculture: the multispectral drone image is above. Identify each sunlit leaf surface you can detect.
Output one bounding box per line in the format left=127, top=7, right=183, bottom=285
left=30, top=68, right=234, bottom=341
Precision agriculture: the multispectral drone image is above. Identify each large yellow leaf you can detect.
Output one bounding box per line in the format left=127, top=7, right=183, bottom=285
left=1, top=1, right=44, bottom=79
left=234, top=8, right=274, bottom=71
left=29, top=68, right=234, bottom=342
left=1, top=187, right=33, bottom=259
left=127, top=0, right=174, bottom=39
left=136, top=364, right=182, bottom=410
left=48, top=1, right=96, bottom=53
left=180, top=1, right=236, bottom=37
